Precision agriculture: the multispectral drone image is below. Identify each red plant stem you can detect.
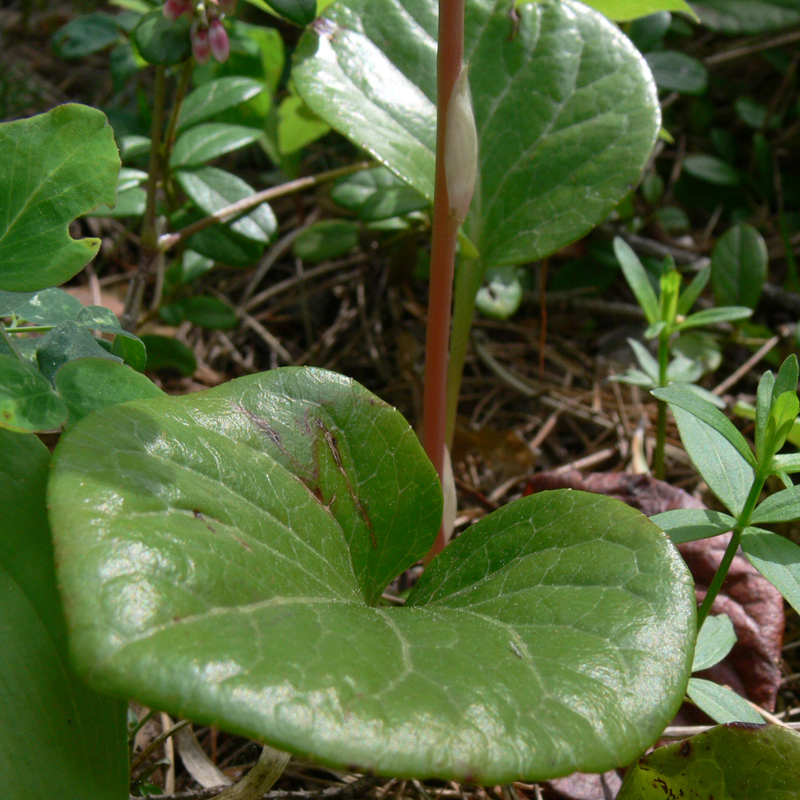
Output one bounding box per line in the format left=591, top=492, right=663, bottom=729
left=422, top=0, right=465, bottom=559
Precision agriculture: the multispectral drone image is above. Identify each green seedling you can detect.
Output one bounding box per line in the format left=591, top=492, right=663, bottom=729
left=612, top=236, right=752, bottom=478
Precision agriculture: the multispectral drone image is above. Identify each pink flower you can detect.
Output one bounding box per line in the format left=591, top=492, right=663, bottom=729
left=191, top=22, right=211, bottom=64
left=218, top=0, right=237, bottom=14
left=163, top=0, right=192, bottom=21
left=209, top=19, right=230, bottom=62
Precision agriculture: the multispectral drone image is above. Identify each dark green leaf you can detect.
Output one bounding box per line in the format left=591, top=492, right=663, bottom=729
left=178, top=77, right=267, bottom=132
left=176, top=167, right=277, bottom=243
left=55, top=358, right=164, bottom=425
left=646, top=51, right=708, bottom=95
left=711, top=224, right=768, bottom=309
left=76, top=306, right=147, bottom=370
left=52, top=12, right=121, bottom=59
left=132, top=9, right=191, bottom=65
left=650, top=508, right=736, bottom=544
left=359, top=185, right=428, bottom=222
left=686, top=678, right=764, bottom=724
left=0, top=429, right=128, bottom=799
left=741, top=527, right=800, bottom=615
left=692, top=614, right=736, bottom=672
left=0, top=291, right=37, bottom=315
left=263, top=0, right=317, bottom=25
left=618, top=723, right=800, bottom=799
left=292, top=220, right=359, bottom=262
left=172, top=296, right=239, bottom=330
left=37, top=321, right=122, bottom=383
left=0, top=354, right=67, bottom=432
left=171, top=124, right=263, bottom=168
left=694, top=0, right=800, bottom=33
left=140, top=334, right=197, bottom=376
left=683, top=154, right=741, bottom=187
left=330, top=166, right=403, bottom=212
left=49, top=368, right=695, bottom=783
left=0, top=105, right=120, bottom=292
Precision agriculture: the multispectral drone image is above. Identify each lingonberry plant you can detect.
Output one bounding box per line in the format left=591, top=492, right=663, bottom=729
left=2, top=1, right=800, bottom=798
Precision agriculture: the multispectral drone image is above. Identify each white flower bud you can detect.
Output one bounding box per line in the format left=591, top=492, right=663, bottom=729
left=444, top=64, right=478, bottom=224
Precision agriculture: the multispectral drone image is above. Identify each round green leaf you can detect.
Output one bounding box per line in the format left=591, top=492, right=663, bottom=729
left=618, top=723, right=800, bottom=799
left=0, top=429, right=128, bottom=800
left=132, top=9, right=191, bottom=65
left=49, top=368, right=695, bottom=783
left=294, top=0, right=660, bottom=269
left=0, top=354, right=67, bottom=433
left=0, top=105, right=120, bottom=292
left=55, top=357, right=164, bottom=425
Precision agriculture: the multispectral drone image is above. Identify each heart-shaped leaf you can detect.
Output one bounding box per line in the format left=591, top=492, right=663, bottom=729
left=49, top=367, right=695, bottom=783
left=617, top=723, right=800, bottom=799
left=0, top=429, right=128, bottom=799
left=293, top=0, right=660, bottom=270
left=0, top=105, right=119, bottom=292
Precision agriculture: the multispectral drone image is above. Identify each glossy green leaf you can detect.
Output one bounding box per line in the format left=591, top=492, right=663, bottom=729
left=694, top=1, right=800, bottom=33
left=171, top=124, right=263, bottom=168
left=52, top=12, right=121, bottom=59
left=646, top=51, right=708, bottom=95
left=292, top=220, right=360, bottom=262
left=618, top=723, right=800, bottom=799
left=12, top=288, right=85, bottom=326
left=176, top=167, right=277, bottom=243
left=87, top=185, right=147, bottom=218
left=49, top=367, right=695, bottom=783
left=0, top=429, right=128, bottom=799
left=265, top=0, right=317, bottom=25
left=650, top=508, right=736, bottom=544
left=741, top=527, right=800, bottom=615
left=686, top=678, right=764, bottom=724
left=614, top=238, right=660, bottom=324
left=140, top=333, right=197, bottom=376
left=683, top=154, right=741, bottom=186
left=581, top=0, right=696, bottom=20
left=132, top=9, right=191, bottom=65
left=711, top=224, right=768, bottom=309
left=0, top=354, right=67, bottom=432
left=177, top=208, right=266, bottom=267
left=0, top=105, right=120, bottom=292
left=359, top=185, right=428, bottom=221
left=277, top=95, right=332, bottom=155
left=55, top=358, right=164, bottom=425
left=692, top=614, right=736, bottom=672
left=37, top=321, right=122, bottom=383
left=294, top=0, right=660, bottom=270
left=178, top=77, right=268, bottom=132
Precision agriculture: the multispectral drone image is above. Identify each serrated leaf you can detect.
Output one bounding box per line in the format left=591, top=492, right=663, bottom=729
left=741, top=527, right=800, bottom=615
left=294, top=0, right=660, bottom=271
left=0, top=429, right=128, bottom=798
left=171, top=124, right=263, bottom=168
left=650, top=508, right=736, bottom=544
left=687, top=678, right=764, bottom=724
left=0, top=105, right=120, bottom=292
left=0, top=354, right=67, bottom=432
left=692, top=614, right=736, bottom=672
left=618, top=723, right=800, bottom=799
left=176, top=167, right=277, bottom=243
left=178, top=77, right=267, bottom=132
left=49, top=368, right=695, bottom=783
left=711, top=224, right=768, bottom=310
left=55, top=358, right=164, bottom=425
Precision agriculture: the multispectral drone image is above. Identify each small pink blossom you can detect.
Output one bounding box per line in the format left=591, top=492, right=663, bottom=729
left=208, top=19, right=230, bottom=62
left=163, top=0, right=192, bottom=21
left=191, top=22, right=211, bottom=64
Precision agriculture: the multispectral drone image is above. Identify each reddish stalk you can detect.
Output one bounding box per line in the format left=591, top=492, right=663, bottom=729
left=422, top=0, right=466, bottom=560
